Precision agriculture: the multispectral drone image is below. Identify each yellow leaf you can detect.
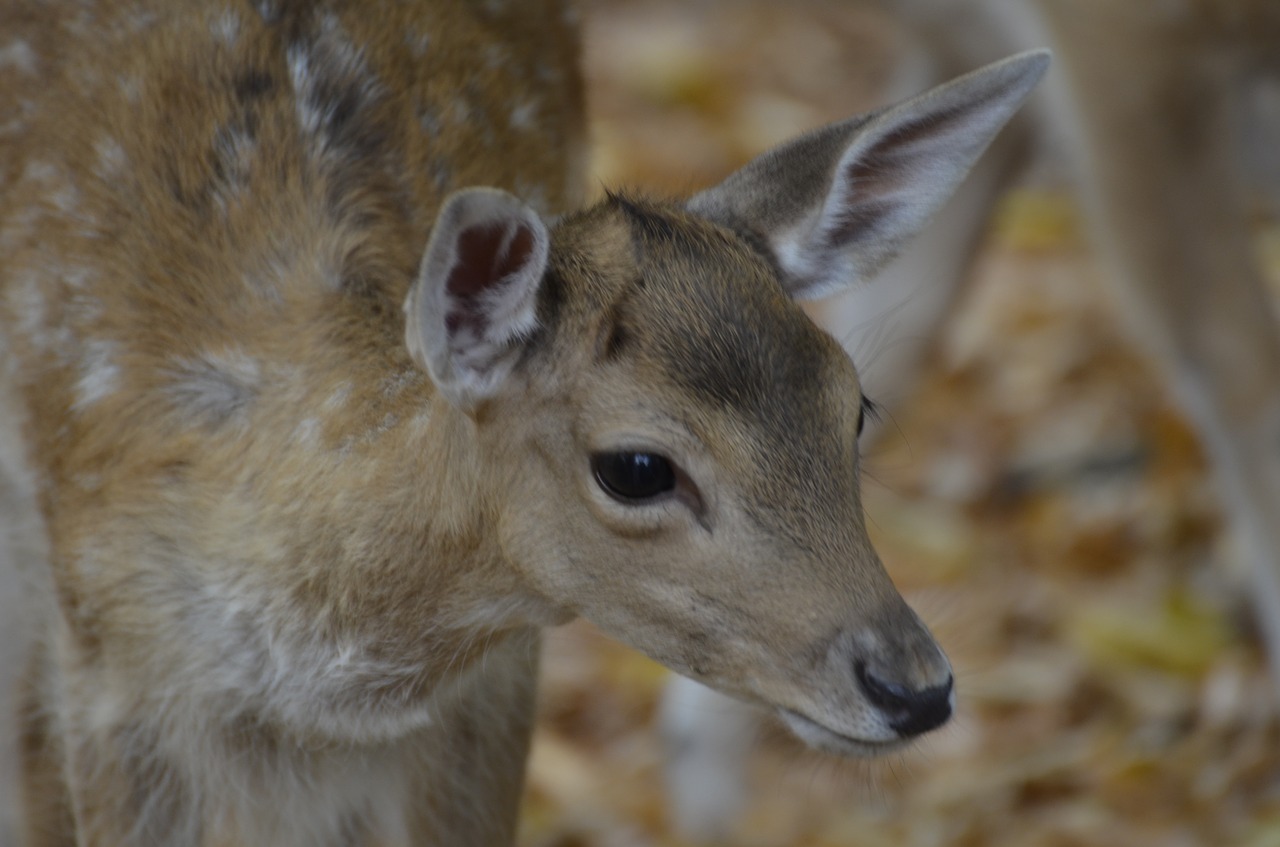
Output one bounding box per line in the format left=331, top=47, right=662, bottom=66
left=991, top=189, right=1081, bottom=253
left=1068, top=586, right=1233, bottom=676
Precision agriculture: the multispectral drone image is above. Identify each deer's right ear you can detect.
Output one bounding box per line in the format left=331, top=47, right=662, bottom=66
left=689, top=50, right=1049, bottom=301
left=405, top=188, right=550, bottom=410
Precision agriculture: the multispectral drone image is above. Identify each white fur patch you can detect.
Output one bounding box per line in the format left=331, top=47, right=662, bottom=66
left=287, top=46, right=323, bottom=137
left=93, top=136, right=128, bottom=180
left=21, top=159, right=61, bottom=186
left=117, top=72, right=142, bottom=103
left=73, top=338, right=122, bottom=412
left=323, top=381, right=352, bottom=412
left=508, top=100, right=538, bottom=131
left=212, top=125, right=256, bottom=210
left=49, top=184, right=82, bottom=218
left=287, top=14, right=382, bottom=156
left=0, top=40, right=37, bottom=76
left=449, top=96, right=472, bottom=126
left=0, top=102, right=35, bottom=139
left=63, top=263, right=94, bottom=290
left=291, top=417, right=321, bottom=446
left=404, top=30, right=430, bottom=59
left=165, top=349, right=262, bottom=427
left=210, top=9, right=241, bottom=45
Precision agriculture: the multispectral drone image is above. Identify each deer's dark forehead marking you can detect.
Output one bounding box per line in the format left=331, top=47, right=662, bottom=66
left=609, top=197, right=858, bottom=536
left=610, top=197, right=832, bottom=415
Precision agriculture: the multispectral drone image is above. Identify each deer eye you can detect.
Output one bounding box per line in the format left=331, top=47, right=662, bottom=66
left=592, top=452, right=677, bottom=502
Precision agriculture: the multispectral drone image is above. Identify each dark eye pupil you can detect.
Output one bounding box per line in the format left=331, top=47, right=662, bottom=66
left=592, top=452, right=676, bottom=502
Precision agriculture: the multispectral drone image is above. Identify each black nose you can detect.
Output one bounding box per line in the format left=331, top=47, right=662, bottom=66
left=856, top=662, right=953, bottom=737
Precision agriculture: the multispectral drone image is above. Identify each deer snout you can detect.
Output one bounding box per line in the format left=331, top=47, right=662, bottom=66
left=849, top=604, right=953, bottom=739
left=856, top=660, right=953, bottom=738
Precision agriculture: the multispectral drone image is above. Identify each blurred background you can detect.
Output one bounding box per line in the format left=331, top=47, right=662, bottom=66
left=519, top=2, right=1280, bottom=845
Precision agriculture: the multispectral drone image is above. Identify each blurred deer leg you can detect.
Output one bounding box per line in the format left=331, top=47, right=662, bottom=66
left=659, top=674, right=759, bottom=841
left=1042, top=2, right=1280, bottom=682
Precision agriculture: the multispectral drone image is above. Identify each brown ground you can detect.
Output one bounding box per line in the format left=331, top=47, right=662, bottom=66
left=519, top=3, right=1280, bottom=846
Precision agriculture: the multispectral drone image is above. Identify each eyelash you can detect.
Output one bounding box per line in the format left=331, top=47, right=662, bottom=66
left=857, top=395, right=881, bottom=438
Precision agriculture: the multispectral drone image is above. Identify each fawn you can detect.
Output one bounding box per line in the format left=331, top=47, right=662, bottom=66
left=0, top=0, right=1046, bottom=843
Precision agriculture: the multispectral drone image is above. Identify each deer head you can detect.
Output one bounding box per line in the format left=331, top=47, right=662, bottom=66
left=405, top=51, right=1049, bottom=752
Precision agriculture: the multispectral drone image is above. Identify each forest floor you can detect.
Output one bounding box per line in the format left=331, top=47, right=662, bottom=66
left=519, top=3, right=1280, bottom=845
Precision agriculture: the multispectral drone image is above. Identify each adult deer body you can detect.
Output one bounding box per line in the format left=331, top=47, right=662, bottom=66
left=0, top=1, right=1044, bottom=843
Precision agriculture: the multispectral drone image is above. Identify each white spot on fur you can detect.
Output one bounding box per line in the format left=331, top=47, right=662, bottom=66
left=323, top=382, right=352, bottom=412
left=404, top=30, right=430, bottom=59
left=93, top=137, right=128, bottom=180
left=48, top=182, right=81, bottom=215
left=287, top=14, right=381, bottom=154
left=508, top=101, right=538, bottom=131
left=287, top=47, right=323, bottom=136
left=21, top=160, right=60, bottom=186
left=73, top=338, right=122, bottom=412
left=243, top=253, right=289, bottom=304
left=0, top=109, right=33, bottom=139
left=449, top=97, right=472, bottom=126
left=380, top=368, right=420, bottom=399
left=117, top=73, right=142, bottom=104
left=363, top=412, right=399, bottom=443
left=292, top=417, right=321, bottom=446
left=60, top=266, right=94, bottom=290
left=166, top=349, right=261, bottom=427
left=0, top=40, right=37, bottom=76
left=211, top=10, right=241, bottom=45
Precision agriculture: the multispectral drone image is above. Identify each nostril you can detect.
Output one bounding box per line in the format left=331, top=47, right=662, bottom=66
left=856, top=662, right=953, bottom=738
left=856, top=661, right=914, bottom=711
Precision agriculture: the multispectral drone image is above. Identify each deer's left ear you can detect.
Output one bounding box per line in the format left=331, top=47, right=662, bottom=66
left=689, top=50, right=1050, bottom=301
left=405, top=188, right=549, bottom=410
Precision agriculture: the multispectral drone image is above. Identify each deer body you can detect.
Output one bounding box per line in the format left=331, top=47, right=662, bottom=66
left=0, top=1, right=1045, bottom=844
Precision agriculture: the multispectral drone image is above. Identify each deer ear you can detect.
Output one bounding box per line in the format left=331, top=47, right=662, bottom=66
left=405, top=188, right=549, bottom=409
left=689, top=50, right=1050, bottom=301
